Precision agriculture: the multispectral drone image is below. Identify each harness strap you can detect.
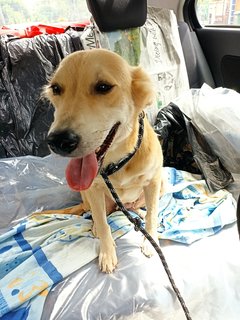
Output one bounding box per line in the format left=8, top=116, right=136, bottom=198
left=102, top=112, right=145, bottom=176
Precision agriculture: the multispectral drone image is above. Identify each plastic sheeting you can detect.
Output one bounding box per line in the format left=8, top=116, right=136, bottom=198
left=0, top=155, right=80, bottom=234
left=0, top=30, right=83, bottom=158
left=0, top=155, right=240, bottom=320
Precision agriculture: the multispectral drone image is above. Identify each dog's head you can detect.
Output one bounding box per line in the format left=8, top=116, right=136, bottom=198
left=44, top=49, right=154, bottom=190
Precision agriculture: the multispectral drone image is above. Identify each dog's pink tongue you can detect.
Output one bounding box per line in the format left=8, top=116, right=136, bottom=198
left=65, top=153, right=98, bottom=191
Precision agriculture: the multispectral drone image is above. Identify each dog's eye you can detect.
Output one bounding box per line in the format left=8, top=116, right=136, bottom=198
left=94, top=82, right=113, bottom=94
left=50, top=83, right=62, bottom=96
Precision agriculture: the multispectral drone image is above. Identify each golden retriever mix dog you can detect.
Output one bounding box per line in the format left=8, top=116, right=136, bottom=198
left=44, top=49, right=163, bottom=273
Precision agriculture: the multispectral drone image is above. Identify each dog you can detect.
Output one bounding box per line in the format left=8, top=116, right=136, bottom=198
left=44, top=49, right=164, bottom=273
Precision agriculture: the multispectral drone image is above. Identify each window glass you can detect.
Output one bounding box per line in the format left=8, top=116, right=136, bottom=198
left=197, top=0, right=240, bottom=26
left=0, top=0, right=90, bottom=26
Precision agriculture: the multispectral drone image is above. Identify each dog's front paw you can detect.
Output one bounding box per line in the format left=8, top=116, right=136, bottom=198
left=99, top=244, right=118, bottom=273
left=141, top=236, right=158, bottom=258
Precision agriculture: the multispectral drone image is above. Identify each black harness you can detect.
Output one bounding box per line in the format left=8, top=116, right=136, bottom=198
left=101, top=111, right=145, bottom=177
left=100, top=113, right=192, bottom=320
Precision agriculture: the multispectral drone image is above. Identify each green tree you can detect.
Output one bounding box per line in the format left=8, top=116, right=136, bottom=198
left=30, top=0, right=89, bottom=23
left=0, top=0, right=30, bottom=25
left=0, top=0, right=89, bottom=25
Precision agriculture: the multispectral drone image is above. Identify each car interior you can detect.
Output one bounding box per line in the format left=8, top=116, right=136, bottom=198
left=0, top=0, right=240, bottom=319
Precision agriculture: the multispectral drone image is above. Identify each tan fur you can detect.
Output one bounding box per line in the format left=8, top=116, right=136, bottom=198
left=43, top=49, right=164, bottom=273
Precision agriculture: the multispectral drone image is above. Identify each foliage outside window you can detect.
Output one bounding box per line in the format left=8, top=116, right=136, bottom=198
left=0, top=0, right=90, bottom=26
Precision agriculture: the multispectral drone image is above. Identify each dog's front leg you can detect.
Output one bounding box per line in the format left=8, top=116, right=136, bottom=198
left=142, top=175, right=161, bottom=257
left=83, top=187, right=117, bottom=273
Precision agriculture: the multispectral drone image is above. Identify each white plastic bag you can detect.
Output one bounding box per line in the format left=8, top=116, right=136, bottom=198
left=175, top=84, right=240, bottom=173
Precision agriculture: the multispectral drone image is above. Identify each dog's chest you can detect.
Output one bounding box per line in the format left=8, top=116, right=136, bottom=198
left=106, top=173, right=150, bottom=203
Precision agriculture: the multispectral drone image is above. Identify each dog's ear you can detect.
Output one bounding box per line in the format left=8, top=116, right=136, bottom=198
left=131, top=67, right=155, bottom=111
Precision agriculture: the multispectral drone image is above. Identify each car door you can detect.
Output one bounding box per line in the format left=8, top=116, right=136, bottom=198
left=183, top=0, right=240, bottom=92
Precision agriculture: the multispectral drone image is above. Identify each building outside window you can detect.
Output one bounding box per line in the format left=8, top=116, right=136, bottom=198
left=197, top=0, right=240, bottom=26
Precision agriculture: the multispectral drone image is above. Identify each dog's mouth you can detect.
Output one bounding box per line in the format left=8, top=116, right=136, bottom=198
left=65, top=122, right=121, bottom=191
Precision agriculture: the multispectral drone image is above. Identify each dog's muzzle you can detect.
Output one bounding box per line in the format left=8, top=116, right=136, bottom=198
left=47, top=130, right=79, bottom=156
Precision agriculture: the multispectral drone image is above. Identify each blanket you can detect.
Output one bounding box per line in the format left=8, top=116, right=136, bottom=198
left=0, top=168, right=236, bottom=319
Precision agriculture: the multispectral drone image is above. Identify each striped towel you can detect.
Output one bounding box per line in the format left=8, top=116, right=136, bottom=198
left=157, top=168, right=236, bottom=244
left=0, top=167, right=236, bottom=319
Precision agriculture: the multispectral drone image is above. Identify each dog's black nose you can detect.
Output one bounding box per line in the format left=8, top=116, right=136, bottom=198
left=47, top=130, right=79, bottom=156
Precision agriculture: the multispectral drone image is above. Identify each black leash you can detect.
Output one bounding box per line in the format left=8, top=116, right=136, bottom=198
left=237, top=194, right=240, bottom=237
left=100, top=113, right=192, bottom=320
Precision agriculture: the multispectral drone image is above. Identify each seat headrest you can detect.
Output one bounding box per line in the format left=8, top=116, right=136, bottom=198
left=86, top=0, right=147, bottom=32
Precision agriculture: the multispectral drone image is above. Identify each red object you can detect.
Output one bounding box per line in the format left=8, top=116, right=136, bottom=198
left=0, top=21, right=90, bottom=38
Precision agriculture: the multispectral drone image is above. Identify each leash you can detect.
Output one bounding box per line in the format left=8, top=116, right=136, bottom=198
left=237, top=194, right=240, bottom=237
left=100, top=113, right=192, bottom=320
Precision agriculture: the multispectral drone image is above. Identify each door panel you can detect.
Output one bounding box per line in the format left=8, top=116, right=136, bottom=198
left=183, top=0, right=240, bottom=92
left=196, top=27, right=240, bottom=91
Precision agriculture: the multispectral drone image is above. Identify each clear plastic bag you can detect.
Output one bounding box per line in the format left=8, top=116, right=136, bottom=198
left=175, top=84, right=240, bottom=173
left=0, top=154, right=80, bottom=234
left=0, top=155, right=240, bottom=320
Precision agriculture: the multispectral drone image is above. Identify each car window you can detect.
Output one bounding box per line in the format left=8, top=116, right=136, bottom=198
left=196, top=0, right=240, bottom=26
left=0, top=0, right=90, bottom=26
